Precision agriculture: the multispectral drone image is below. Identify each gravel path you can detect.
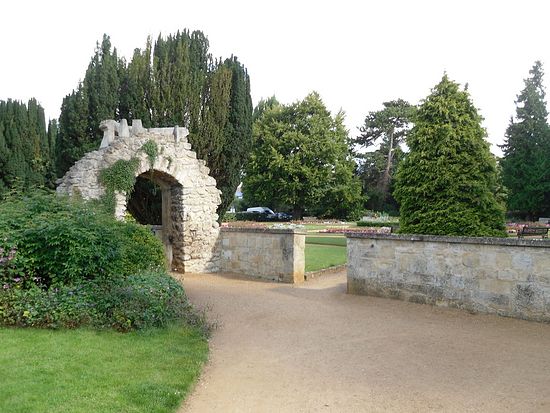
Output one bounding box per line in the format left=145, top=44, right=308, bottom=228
left=178, top=270, right=550, bottom=413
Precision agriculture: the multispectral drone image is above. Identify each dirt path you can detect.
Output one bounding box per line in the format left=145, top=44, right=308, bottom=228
left=178, top=270, right=550, bottom=413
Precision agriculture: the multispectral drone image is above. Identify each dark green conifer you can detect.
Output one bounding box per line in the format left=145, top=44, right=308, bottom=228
left=500, top=61, right=550, bottom=219
left=394, top=75, right=506, bottom=237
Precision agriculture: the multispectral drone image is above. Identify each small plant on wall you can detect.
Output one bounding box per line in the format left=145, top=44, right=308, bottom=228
left=98, top=158, right=140, bottom=213
left=141, top=140, right=159, bottom=170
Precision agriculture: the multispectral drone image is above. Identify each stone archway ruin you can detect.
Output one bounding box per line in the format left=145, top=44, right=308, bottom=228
left=56, top=119, right=221, bottom=273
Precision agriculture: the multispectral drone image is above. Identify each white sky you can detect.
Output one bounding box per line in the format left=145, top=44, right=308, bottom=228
left=2, top=0, right=550, bottom=156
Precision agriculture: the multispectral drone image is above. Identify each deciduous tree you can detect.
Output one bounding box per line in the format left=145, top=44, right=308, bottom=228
left=244, top=92, right=363, bottom=220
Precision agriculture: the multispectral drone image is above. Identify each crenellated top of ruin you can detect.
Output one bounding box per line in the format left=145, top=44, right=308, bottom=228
left=99, top=119, right=189, bottom=148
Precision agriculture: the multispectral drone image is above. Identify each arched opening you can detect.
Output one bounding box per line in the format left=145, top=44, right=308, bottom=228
left=127, top=176, right=162, bottom=225
left=126, top=170, right=184, bottom=271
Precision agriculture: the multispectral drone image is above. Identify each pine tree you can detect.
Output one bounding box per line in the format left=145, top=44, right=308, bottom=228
left=394, top=75, right=506, bottom=237
left=355, top=99, right=415, bottom=212
left=500, top=61, right=550, bottom=219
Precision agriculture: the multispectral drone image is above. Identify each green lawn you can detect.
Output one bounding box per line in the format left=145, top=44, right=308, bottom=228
left=0, top=325, right=208, bottom=413
left=303, top=223, right=355, bottom=232
left=305, top=244, right=347, bottom=272
left=306, top=236, right=347, bottom=247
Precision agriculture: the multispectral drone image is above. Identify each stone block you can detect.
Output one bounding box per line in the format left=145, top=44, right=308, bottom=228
left=478, top=279, right=513, bottom=295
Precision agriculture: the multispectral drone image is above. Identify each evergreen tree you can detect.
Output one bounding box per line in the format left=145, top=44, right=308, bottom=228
left=119, top=40, right=153, bottom=126
left=46, top=119, right=58, bottom=187
left=355, top=99, right=415, bottom=212
left=57, top=31, right=253, bottom=218
left=213, top=57, right=253, bottom=216
left=500, top=61, right=550, bottom=219
left=244, top=92, right=363, bottom=220
left=394, top=75, right=506, bottom=237
left=83, top=35, right=121, bottom=140
left=56, top=84, right=89, bottom=175
left=0, top=99, right=52, bottom=194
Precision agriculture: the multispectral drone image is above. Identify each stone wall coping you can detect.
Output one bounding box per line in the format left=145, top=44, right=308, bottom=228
left=221, top=227, right=307, bottom=235
left=345, top=232, right=550, bottom=248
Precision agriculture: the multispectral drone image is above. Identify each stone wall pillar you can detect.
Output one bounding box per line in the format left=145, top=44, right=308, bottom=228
left=220, top=227, right=306, bottom=283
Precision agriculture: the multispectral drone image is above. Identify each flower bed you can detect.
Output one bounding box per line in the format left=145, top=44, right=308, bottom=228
left=321, top=227, right=392, bottom=234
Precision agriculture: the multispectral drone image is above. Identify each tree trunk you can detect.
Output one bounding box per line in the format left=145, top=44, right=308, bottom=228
left=378, top=129, right=394, bottom=202
left=292, top=206, right=304, bottom=220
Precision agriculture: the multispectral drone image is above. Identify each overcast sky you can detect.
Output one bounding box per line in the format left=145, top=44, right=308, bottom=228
left=2, top=0, right=550, bottom=156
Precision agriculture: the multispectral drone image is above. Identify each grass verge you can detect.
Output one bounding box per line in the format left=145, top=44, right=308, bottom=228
left=305, top=244, right=347, bottom=272
left=306, top=236, right=347, bottom=247
left=0, top=324, right=208, bottom=413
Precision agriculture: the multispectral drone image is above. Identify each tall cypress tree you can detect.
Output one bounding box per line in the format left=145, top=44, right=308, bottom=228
left=83, top=34, right=120, bottom=141
left=394, top=75, right=506, bottom=237
left=213, top=57, right=253, bottom=216
left=56, top=84, right=89, bottom=176
left=500, top=61, right=550, bottom=219
left=0, top=99, right=52, bottom=194
left=57, top=31, right=253, bottom=217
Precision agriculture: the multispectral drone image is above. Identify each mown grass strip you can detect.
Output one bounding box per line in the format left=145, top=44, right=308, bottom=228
left=0, top=325, right=208, bottom=413
left=306, top=236, right=347, bottom=247
left=305, top=244, right=347, bottom=272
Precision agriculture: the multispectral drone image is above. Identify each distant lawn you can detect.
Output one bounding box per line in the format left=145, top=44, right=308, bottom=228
left=0, top=325, right=208, bottom=413
left=306, top=236, right=347, bottom=247
left=305, top=244, right=347, bottom=272
left=303, top=223, right=355, bottom=232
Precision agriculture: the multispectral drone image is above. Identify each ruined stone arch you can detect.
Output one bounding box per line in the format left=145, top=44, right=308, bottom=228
left=56, top=120, right=221, bottom=273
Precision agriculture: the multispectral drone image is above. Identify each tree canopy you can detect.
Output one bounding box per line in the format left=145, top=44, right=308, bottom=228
left=57, top=31, right=252, bottom=217
left=243, top=92, right=364, bottom=220
left=355, top=99, right=415, bottom=213
left=500, top=61, right=550, bottom=219
left=0, top=99, right=56, bottom=196
left=394, top=75, right=506, bottom=237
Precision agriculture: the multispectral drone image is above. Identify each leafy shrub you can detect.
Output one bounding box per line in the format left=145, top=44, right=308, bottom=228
left=0, top=191, right=165, bottom=287
left=0, top=271, right=207, bottom=333
left=0, top=190, right=210, bottom=334
left=0, top=282, right=99, bottom=329
left=223, top=212, right=237, bottom=222
left=95, top=271, right=194, bottom=332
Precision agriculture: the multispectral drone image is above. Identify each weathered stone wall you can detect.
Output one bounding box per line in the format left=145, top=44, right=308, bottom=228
left=56, top=121, right=221, bottom=273
left=347, top=233, right=550, bottom=322
left=220, top=228, right=306, bottom=283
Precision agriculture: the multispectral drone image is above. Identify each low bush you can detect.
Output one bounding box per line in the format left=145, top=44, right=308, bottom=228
left=0, top=190, right=165, bottom=287
left=0, top=270, right=206, bottom=333
left=223, top=212, right=237, bottom=222
left=0, top=190, right=208, bottom=334
left=236, top=211, right=270, bottom=221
